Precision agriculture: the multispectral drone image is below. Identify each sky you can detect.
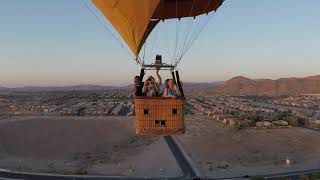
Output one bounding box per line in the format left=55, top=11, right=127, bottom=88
left=0, top=0, right=320, bottom=87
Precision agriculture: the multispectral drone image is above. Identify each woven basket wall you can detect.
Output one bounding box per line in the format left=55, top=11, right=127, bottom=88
left=135, top=97, right=185, bottom=135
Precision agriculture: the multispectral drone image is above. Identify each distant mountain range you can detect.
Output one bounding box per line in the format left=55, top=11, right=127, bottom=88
left=0, top=82, right=222, bottom=92
left=4, top=74, right=319, bottom=95
left=208, top=75, right=320, bottom=96
left=0, top=86, right=9, bottom=91
left=0, top=85, right=123, bottom=92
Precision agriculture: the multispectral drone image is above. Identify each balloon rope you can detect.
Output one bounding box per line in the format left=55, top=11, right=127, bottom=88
left=175, top=0, right=222, bottom=66
left=80, top=0, right=138, bottom=64
left=182, top=0, right=210, bottom=56
left=149, top=25, right=160, bottom=60
left=172, top=0, right=179, bottom=65
left=182, top=0, right=225, bottom=60
left=142, top=40, right=146, bottom=64
left=178, top=0, right=196, bottom=59
left=175, top=13, right=213, bottom=67
left=172, top=19, right=180, bottom=65
left=182, top=13, right=215, bottom=59
left=174, top=0, right=205, bottom=66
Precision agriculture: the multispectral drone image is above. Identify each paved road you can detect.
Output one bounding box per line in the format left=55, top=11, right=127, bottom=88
left=301, top=125, right=320, bottom=132
left=0, top=170, right=187, bottom=180
left=163, top=136, right=197, bottom=178
left=205, top=168, right=320, bottom=180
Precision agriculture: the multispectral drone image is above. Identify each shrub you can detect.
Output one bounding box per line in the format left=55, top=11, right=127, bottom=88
left=250, top=176, right=264, bottom=180
left=298, top=118, right=306, bottom=126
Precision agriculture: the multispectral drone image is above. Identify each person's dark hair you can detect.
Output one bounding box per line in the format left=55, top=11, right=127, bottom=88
left=134, top=76, right=140, bottom=82
left=147, top=76, right=154, bottom=81
left=134, top=75, right=143, bottom=96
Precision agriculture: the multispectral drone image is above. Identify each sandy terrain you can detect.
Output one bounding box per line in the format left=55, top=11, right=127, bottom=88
left=179, top=115, right=320, bottom=178
left=0, top=116, right=182, bottom=177
left=1, top=115, right=319, bottom=178
left=87, top=137, right=182, bottom=177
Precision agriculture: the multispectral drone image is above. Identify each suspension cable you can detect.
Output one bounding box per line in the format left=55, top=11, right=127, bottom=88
left=182, top=0, right=216, bottom=55
left=172, top=0, right=179, bottom=65
left=80, top=0, right=138, bottom=64
left=174, top=13, right=214, bottom=67
left=142, top=40, right=146, bottom=64
left=177, top=0, right=196, bottom=62
left=182, top=13, right=215, bottom=58
left=174, top=0, right=221, bottom=67
left=174, top=0, right=209, bottom=66
left=150, top=24, right=160, bottom=56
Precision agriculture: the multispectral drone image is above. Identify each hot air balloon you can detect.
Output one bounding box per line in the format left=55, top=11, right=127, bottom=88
left=92, top=0, right=224, bottom=135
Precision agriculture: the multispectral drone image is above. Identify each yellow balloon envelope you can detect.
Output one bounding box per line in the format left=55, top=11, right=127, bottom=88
left=92, top=0, right=224, bottom=57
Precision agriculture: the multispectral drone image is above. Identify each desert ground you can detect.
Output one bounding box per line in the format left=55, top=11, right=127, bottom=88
left=0, top=115, right=320, bottom=178
left=0, top=116, right=182, bottom=177
left=178, top=115, right=320, bottom=178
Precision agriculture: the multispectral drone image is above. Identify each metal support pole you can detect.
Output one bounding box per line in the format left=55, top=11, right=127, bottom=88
left=172, top=71, right=177, bottom=84
left=175, top=70, right=184, bottom=97
left=139, top=68, right=145, bottom=82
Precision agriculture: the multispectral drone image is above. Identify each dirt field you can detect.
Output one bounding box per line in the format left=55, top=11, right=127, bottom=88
left=0, top=116, right=182, bottom=177
left=179, top=115, right=320, bottom=178
left=1, top=115, right=320, bottom=178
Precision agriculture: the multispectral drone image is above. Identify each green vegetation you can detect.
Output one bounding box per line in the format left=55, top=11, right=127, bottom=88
left=273, top=171, right=320, bottom=180
left=311, top=171, right=320, bottom=179
left=239, top=95, right=280, bottom=102
left=237, top=110, right=300, bottom=128
left=75, top=167, right=88, bottom=175
left=250, top=176, right=265, bottom=180
left=275, top=177, right=287, bottom=180
left=298, top=117, right=307, bottom=125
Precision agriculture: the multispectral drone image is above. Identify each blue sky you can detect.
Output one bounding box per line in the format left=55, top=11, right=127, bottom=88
left=0, top=0, right=320, bottom=87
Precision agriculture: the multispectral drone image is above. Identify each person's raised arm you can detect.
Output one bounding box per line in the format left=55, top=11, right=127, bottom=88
left=142, top=80, right=148, bottom=94
left=156, top=70, right=162, bottom=85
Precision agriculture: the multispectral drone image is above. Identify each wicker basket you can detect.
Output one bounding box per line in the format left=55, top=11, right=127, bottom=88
left=135, top=96, right=185, bottom=135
